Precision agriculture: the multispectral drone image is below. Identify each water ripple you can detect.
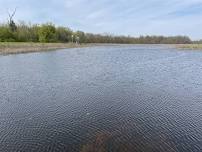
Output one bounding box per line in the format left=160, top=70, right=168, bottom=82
left=0, top=45, right=202, bottom=151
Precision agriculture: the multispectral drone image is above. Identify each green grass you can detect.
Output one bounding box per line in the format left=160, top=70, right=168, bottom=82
left=0, top=42, right=91, bottom=55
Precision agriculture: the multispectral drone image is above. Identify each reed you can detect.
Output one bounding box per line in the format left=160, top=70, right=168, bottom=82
left=176, top=44, right=202, bottom=50
left=0, top=42, right=91, bottom=55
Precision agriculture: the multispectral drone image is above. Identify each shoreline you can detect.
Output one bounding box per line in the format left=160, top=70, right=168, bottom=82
left=0, top=42, right=95, bottom=56
left=175, top=44, right=202, bottom=50
left=0, top=43, right=168, bottom=56
left=1, top=43, right=202, bottom=56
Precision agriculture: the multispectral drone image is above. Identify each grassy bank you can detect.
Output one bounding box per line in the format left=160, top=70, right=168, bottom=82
left=176, top=44, right=202, bottom=50
left=0, top=42, right=91, bottom=55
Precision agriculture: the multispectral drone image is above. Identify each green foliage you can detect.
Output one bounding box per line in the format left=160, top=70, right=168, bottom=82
left=15, top=22, right=39, bottom=42
left=38, top=23, right=56, bottom=42
left=0, top=25, right=15, bottom=42
left=0, top=21, right=193, bottom=44
left=75, top=31, right=86, bottom=43
left=55, top=27, right=72, bottom=42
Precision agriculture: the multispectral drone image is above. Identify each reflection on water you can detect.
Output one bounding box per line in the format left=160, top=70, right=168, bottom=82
left=0, top=45, right=202, bottom=152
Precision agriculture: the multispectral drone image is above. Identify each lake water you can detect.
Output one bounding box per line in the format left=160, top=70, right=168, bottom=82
left=0, top=45, right=201, bottom=152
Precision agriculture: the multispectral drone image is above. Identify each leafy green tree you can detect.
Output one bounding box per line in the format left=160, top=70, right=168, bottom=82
left=13, top=22, right=39, bottom=42
left=15, top=22, right=30, bottom=42
left=0, top=20, right=193, bottom=44
left=29, top=25, right=40, bottom=42
left=38, top=23, right=56, bottom=42
left=0, top=25, right=15, bottom=41
left=55, top=27, right=72, bottom=42
left=75, top=31, right=86, bottom=43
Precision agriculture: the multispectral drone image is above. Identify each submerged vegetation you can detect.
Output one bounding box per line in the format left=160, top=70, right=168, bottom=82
left=0, top=21, right=193, bottom=44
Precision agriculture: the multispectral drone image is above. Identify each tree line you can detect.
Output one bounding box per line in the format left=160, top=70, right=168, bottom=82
left=0, top=21, right=192, bottom=44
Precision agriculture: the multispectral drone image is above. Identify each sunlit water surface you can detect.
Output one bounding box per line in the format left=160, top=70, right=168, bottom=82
left=0, top=45, right=202, bottom=152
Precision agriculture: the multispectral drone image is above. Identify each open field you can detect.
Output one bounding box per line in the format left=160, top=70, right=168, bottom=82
left=0, top=42, right=92, bottom=55
left=176, top=44, right=202, bottom=50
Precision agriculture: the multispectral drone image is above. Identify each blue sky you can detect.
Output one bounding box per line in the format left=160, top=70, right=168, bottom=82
left=0, top=0, right=202, bottom=40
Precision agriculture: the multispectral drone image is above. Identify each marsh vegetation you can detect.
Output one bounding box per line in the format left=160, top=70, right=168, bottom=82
left=0, top=42, right=91, bottom=55
left=176, top=44, right=202, bottom=50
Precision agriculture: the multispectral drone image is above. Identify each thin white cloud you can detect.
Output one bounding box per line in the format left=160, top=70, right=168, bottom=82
left=0, top=0, right=201, bottom=39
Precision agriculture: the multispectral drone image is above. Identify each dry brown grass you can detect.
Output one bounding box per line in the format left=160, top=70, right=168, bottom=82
left=176, top=44, right=202, bottom=50
left=0, top=42, right=92, bottom=55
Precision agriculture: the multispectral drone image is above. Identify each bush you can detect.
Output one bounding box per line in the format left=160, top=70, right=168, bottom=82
left=55, top=27, right=72, bottom=42
left=38, top=23, right=56, bottom=42
left=0, top=25, right=15, bottom=42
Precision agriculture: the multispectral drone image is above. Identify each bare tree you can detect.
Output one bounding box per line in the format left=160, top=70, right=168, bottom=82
left=7, top=7, right=17, bottom=32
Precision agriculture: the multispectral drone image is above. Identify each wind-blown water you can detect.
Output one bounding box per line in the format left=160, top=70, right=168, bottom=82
left=0, top=45, right=201, bottom=152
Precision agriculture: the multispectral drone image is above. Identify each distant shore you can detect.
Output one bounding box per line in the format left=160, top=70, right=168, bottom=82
left=0, top=42, right=94, bottom=55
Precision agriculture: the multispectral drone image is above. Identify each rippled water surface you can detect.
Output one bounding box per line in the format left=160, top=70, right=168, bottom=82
left=0, top=45, right=202, bottom=152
